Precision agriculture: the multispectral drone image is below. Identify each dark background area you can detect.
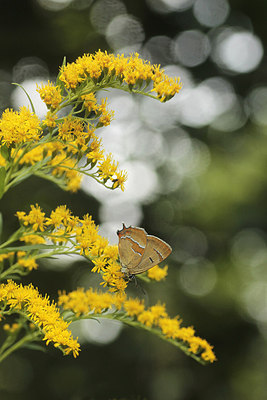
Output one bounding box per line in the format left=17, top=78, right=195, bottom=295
left=1, top=0, right=267, bottom=399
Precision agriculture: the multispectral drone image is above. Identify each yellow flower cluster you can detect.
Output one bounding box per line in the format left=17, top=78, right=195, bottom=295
left=0, top=252, right=14, bottom=263
left=0, top=51, right=182, bottom=197
left=0, top=280, right=80, bottom=357
left=17, top=204, right=46, bottom=231
left=16, top=205, right=127, bottom=292
left=58, top=288, right=216, bottom=363
left=0, top=107, right=40, bottom=147
left=81, top=94, right=114, bottom=127
left=0, top=153, right=6, bottom=167
left=20, top=234, right=46, bottom=245
left=147, top=265, right=168, bottom=281
left=58, top=288, right=126, bottom=316
left=14, top=140, right=82, bottom=192
left=17, top=251, right=38, bottom=271
left=37, top=81, right=62, bottom=109
left=3, top=322, right=20, bottom=333
left=11, top=114, right=126, bottom=192
left=15, top=204, right=167, bottom=291
left=0, top=250, right=39, bottom=275
left=59, top=50, right=182, bottom=102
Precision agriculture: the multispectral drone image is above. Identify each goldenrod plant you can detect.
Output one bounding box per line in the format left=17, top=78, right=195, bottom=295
left=0, top=51, right=215, bottom=365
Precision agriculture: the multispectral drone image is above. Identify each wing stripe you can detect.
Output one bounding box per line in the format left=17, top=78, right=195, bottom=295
left=154, top=248, right=164, bottom=260
left=120, top=234, right=146, bottom=248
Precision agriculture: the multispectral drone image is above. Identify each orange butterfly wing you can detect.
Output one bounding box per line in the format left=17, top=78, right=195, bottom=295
left=117, top=224, right=147, bottom=269
left=127, top=235, right=172, bottom=274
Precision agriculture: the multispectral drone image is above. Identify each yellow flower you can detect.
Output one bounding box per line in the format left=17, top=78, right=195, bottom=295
left=157, top=316, right=181, bottom=339
left=0, top=107, right=41, bottom=147
left=37, top=81, right=62, bottom=109
left=102, top=245, right=118, bottom=261
left=201, top=346, right=216, bottom=363
left=112, top=169, right=128, bottom=191
left=0, top=252, right=14, bottom=262
left=124, top=298, right=145, bottom=317
left=18, top=145, right=45, bottom=165
left=76, top=53, right=102, bottom=79
left=147, top=265, right=168, bottom=281
left=17, top=251, right=26, bottom=258
left=112, top=291, right=127, bottom=310
left=17, top=256, right=38, bottom=271
left=92, top=257, right=107, bottom=273
left=58, top=51, right=181, bottom=103
left=59, top=62, right=85, bottom=89
left=137, top=310, right=155, bottom=327
left=152, top=74, right=182, bottom=102
left=98, top=153, right=118, bottom=181
left=16, top=204, right=46, bottom=232
left=47, top=149, right=82, bottom=192
left=58, top=116, right=84, bottom=143
left=58, top=288, right=91, bottom=316
left=3, top=323, right=20, bottom=333
left=0, top=154, right=6, bottom=166
left=46, top=205, right=72, bottom=228
left=81, top=93, right=98, bottom=112
left=0, top=281, right=80, bottom=357
left=90, top=236, right=109, bottom=257
left=20, top=234, right=46, bottom=244
left=75, top=215, right=99, bottom=256
left=58, top=288, right=114, bottom=316
left=101, top=261, right=127, bottom=292
left=43, top=111, right=57, bottom=128
left=149, top=303, right=167, bottom=322
left=97, top=98, right=114, bottom=127
left=87, top=137, right=104, bottom=164
left=57, top=285, right=216, bottom=363
left=48, top=227, right=69, bottom=245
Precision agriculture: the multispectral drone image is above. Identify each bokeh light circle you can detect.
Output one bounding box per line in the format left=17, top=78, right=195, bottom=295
left=37, top=0, right=72, bottom=11
left=173, top=30, right=211, bottom=67
left=81, top=318, right=123, bottom=344
left=247, top=86, right=267, bottom=126
left=106, top=14, right=145, bottom=50
left=212, top=29, right=263, bottom=73
left=90, top=0, right=126, bottom=34
left=193, top=0, right=230, bottom=28
left=179, top=258, right=217, bottom=296
left=146, top=0, right=195, bottom=13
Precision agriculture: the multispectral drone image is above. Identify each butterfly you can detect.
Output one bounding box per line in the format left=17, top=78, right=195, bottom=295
left=117, top=223, right=172, bottom=275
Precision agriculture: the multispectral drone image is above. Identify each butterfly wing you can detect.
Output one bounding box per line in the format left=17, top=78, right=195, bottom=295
left=127, top=235, right=172, bottom=274
left=117, top=225, right=147, bottom=269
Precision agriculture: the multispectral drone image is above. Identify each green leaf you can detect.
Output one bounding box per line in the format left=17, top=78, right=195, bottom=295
left=56, top=56, right=67, bottom=93
left=21, top=342, right=45, bottom=352
left=0, top=145, right=9, bottom=160
left=0, top=212, right=3, bottom=243
left=11, top=83, right=35, bottom=113
left=0, top=167, right=6, bottom=199
left=0, top=244, right=57, bottom=253
left=0, top=262, right=4, bottom=274
left=0, top=274, right=22, bottom=280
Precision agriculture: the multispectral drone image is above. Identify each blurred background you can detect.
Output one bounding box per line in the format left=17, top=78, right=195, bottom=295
left=1, top=0, right=267, bottom=399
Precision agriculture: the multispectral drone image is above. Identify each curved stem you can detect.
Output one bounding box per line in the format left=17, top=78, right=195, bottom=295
left=0, top=228, right=24, bottom=249
left=0, top=331, right=40, bottom=363
left=67, top=312, right=206, bottom=365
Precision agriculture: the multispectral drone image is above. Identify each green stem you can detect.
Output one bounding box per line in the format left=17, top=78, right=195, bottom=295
left=0, top=248, right=76, bottom=281
left=67, top=312, right=206, bottom=365
left=0, top=332, right=40, bottom=363
left=0, top=228, right=24, bottom=249
left=33, top=171, right=67, bottom=190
